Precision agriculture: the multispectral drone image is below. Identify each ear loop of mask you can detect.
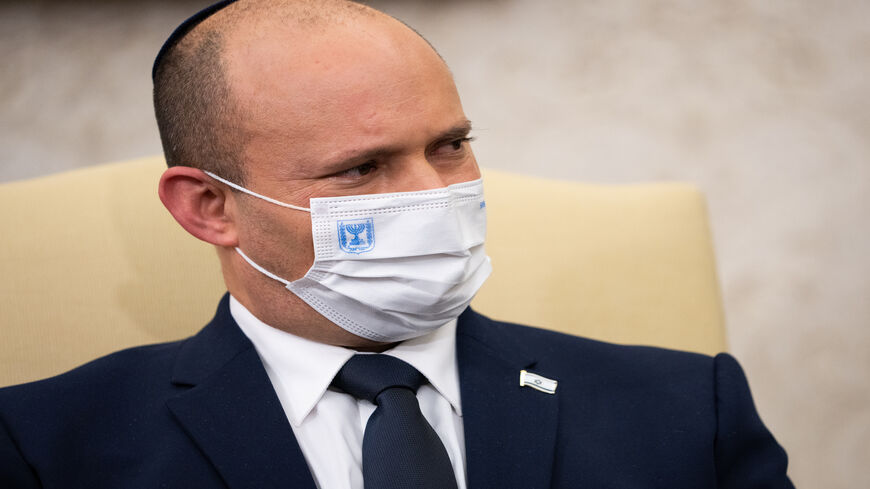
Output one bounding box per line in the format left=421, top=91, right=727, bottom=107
left=203, top=170, right=311, bottom=212
left=202, top=170, right=309, bottom=287
left=234, top=247, right=292, bottom=287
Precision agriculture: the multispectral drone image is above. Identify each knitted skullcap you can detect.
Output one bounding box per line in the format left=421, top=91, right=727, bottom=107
left=152, top=0, right=238, bottom=81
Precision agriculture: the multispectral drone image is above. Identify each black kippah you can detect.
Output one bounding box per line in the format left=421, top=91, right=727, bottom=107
left=152, top=0, right=238, bottom=81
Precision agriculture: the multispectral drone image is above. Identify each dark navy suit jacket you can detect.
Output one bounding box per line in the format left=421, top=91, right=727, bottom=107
left=1, top=295, right=793, bottom=488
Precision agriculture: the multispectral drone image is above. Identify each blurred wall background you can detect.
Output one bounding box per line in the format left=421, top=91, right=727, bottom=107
left=2, top=0, right=868, bottom=486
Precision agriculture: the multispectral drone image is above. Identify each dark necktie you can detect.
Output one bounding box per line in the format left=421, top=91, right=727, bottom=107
left=332, top=354, right=459, bottom=489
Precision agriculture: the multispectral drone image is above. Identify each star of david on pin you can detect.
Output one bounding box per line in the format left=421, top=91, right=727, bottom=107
left=519, top=370, right=558, bottom=394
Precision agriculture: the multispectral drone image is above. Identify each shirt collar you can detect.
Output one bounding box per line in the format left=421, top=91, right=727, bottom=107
left=386, top=316, right=462, bottom=416
left=229, top=296, right=462, bottom=426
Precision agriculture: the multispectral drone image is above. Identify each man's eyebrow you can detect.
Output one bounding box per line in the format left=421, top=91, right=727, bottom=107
left=433, top=120, right=474, bottom=143
left=317, top=120, right=474, bottom=175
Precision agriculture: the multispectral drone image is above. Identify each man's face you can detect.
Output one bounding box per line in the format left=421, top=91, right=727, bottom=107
left=220, top=15, right=479, bottom=338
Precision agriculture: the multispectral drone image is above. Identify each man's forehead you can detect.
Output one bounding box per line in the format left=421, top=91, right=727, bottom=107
left=157, top=0, right=383, bottom=68
left=195, top=0, right=381, bottom=45
left=211, top=3, right=437, bottom=88
left=221, top=7, right=453, bottom=117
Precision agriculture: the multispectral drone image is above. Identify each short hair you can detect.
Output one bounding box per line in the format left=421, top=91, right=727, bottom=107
left=153, top=15, right=245, bottom=184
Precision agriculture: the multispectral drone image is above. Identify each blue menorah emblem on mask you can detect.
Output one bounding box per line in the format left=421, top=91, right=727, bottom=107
left=337, top=218, right=375, bottom=254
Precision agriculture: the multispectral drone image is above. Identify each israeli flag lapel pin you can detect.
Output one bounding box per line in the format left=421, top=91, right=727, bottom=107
left=519, top=370, right=558, bottom=394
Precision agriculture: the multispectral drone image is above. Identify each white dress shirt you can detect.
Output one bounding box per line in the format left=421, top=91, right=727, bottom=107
left=230, top=296, right=467, bottom=489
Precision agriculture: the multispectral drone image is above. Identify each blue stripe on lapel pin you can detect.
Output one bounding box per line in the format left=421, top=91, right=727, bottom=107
left=519, top=370, right=558, bottom=394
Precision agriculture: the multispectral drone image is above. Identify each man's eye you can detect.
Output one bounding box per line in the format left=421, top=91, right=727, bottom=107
left=339, top=161, right=378, bottom=179
left=433, top=137, right=474, bottom=156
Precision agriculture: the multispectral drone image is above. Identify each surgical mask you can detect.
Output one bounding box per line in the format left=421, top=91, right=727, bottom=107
left=205, top=171, right=492, bottom=342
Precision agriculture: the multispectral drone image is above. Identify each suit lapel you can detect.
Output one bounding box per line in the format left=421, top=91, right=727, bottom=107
left=167, top=295, right=317, bottom=489
left=457, top=309, right=560, bottom=489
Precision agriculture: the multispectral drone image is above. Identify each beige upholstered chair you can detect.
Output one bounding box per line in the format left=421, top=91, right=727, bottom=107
left=0, top=156, right=726, bottom=386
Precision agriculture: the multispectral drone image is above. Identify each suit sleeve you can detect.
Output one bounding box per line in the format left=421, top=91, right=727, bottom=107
left=713, top=353, right=795, bottom=489
left=0, top=412, right=42, bottom=489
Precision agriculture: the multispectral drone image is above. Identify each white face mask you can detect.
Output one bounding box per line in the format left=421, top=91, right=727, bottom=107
left=205, top=171, right=492, bottom=342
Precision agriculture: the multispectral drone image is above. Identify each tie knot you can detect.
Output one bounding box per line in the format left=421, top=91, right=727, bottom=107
left=332, top=354, right=426, bottom=403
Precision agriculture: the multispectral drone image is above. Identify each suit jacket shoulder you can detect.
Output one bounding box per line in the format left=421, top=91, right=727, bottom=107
left=455, top=308, right=794, bottom=489
left=0, top=296, right=288, bottom=489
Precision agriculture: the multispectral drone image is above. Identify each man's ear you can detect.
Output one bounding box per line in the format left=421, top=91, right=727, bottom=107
left=158, top=166, right=239, bottom=247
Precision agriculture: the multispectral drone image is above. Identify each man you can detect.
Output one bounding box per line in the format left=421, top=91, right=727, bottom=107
left=0, top=1, right=794, bottom=488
